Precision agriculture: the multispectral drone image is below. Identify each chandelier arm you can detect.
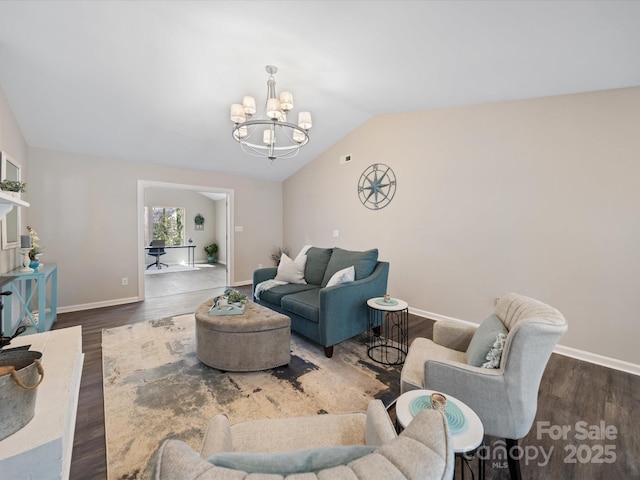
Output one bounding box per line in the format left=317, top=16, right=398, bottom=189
left=232, top=120, right=310, bottom=152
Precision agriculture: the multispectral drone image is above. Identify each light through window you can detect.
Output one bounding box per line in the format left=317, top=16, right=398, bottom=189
left=145, top=206, right=185, bottom=246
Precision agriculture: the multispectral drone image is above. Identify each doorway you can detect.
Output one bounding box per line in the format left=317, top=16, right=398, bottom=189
left=137, top=180, right=233, bottom=300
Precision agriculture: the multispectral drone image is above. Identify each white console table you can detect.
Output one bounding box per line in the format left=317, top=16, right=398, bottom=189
left=0, top=326, right=84, bottom=479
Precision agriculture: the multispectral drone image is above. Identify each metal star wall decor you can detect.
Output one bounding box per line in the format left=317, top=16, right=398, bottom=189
left=357, top=163, right=397, bottom=210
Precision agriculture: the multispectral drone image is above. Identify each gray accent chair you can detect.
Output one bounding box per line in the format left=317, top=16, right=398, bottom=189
left=154, top=400, right=454, bottom=479
left=400, top=292, right=568, bottom=480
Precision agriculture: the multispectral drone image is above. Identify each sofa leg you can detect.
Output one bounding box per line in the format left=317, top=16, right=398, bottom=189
left=324, top=346, right=334, bottom=358
left=372, top=325, right=381, bottom=336
left=506, top=438, right=522, bottom=480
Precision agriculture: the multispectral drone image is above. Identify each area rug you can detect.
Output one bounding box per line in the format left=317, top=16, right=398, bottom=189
left=144, top=264, right=201, bottom=275
left=102, top=314, right=401, bottom=480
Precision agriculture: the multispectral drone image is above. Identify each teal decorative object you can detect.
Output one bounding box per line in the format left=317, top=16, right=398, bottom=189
left=357, top=163, right=396, bottom=210
left=410, top=395, right=468, bottom=435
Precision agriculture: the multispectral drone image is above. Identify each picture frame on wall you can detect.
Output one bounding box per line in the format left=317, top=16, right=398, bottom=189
left=1, top=151, right=22, bottom=250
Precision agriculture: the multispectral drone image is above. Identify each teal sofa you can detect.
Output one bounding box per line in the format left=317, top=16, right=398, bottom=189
left=252, top=247, right=389, bottom=357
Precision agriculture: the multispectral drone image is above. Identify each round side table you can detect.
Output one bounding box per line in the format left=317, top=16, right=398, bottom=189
left=366, top=297, right=409, bottom=365
left=396, top=389, right=484, bottom=479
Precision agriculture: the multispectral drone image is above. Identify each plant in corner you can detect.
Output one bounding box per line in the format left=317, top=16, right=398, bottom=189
left=270, top=246, right=290, bottom=265
left=204, top=243, right=218, bottom=263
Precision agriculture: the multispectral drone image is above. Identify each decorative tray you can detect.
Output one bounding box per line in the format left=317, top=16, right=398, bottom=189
left=375, top=298, right=398, bottom=306
left=208, top=303, right=245, bottom=316
left=410, top=395, right=468, bottom=435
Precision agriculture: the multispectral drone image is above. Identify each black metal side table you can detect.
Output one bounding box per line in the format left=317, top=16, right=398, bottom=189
left=366, top=297, right=409, bottom=365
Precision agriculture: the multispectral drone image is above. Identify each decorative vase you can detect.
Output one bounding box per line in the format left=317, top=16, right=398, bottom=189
left=29, top=260, right=40, bottom=270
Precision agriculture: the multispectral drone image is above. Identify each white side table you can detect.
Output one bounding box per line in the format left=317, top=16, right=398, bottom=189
left=366, top=297, right=409, bottom=365
left=396, top=389, right=484, bottom=479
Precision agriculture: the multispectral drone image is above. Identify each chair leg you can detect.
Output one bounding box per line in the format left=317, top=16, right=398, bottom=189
left=323, top=345, right=334, bottom=358
left=505, top=438, right=522, bottom=480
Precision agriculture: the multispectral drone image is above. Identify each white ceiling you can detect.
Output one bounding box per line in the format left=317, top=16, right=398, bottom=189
left=0, top=1, right=639, bottom=182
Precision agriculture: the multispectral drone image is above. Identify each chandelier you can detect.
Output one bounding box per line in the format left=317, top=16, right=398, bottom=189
left=230, top=65, right=312, bottom=162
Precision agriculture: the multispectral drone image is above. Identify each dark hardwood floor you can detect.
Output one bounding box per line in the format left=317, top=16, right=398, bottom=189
left=53, top=274, right=639, bottom=480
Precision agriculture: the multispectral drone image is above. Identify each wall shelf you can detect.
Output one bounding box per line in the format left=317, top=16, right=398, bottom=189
left=0, top=191, right=29, bottom=216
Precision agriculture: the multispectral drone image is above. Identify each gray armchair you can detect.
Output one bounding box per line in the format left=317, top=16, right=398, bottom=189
left=154, top=400, right=454, bottom=479
left=400, top=292, right=567, bottom=480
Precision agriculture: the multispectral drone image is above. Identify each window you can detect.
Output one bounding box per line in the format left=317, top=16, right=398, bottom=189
left=145, top=206, right=185, bottom=246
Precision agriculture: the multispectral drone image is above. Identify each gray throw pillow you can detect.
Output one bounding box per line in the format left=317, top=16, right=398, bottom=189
left=304, top=247, right=334, bottom=286
left=466, top=314, right=509, bottom=367
left=208, top=445, right=376, bottom=474
left=321, top=248, right=378, bottom=287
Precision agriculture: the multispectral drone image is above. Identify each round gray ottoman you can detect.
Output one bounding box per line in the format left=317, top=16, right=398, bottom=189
left=195, top=300, right=291, bottom=372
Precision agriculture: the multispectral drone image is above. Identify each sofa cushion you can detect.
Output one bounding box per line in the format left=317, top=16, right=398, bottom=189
left=326, top=266, right=355, bottom=288
left=260, top=283, right=318, bottom=306
left=466, top=314, right=509, bottom=367
left=321, top=248, right=379, bottom=287
left=208, top=445, right=376, bottom=475
left=304, top=247, right=334, bottom=286
left=281, top=289, right=321, bottom=322
left=274, top=253, right=307, bottom=284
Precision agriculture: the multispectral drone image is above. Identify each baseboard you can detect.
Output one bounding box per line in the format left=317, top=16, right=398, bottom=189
left=409, top=306, right=640, bottom=376
left=552, top=345, right=640, bottom=376
left=233, top=280, right=252, bottom=287
left=58, top=296, right=140, bottom=314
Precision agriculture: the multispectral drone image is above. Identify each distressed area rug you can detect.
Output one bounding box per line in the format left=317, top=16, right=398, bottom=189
left=102, top=314, right=400, bottom=480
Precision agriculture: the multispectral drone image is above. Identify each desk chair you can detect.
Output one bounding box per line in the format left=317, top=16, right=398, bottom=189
left=146, top=239, right=168, bottom=269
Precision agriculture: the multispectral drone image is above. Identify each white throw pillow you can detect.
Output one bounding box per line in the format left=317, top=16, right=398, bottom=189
left=274, top=253, right=307, bottom=284
left=325, top=265, right=355, bottom=288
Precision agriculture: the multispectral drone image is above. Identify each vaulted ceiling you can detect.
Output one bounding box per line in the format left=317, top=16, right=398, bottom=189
left=0, top=1, right=639, bottom=181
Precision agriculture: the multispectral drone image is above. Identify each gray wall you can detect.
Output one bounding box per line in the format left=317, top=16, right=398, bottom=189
left=284, top=87, right=640, bottom=367
left=0, top=84, right=28, bottom=275
left=25, top=147, right=283, bottom=310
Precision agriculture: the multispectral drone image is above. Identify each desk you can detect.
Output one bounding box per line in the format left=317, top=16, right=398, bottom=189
left=2, top=264, right=58, bottom=334
left=144, top=244, right=196, bottom=267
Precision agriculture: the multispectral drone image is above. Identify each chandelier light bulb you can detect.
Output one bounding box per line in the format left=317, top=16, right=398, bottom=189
left=280, top=91, right=294, bottom=111
left=230, top=104, right=246, bottom=124
left=266, top=98, right=282, bottom=120
left=263, top=129, right=275, bottom=145
left=298, top=111, right=312, bottom=130
left=236, top=125, right=248, bottom=139
left=292, top=129, right=306, bottom=144
left=242, top=96, right=256, bottom=115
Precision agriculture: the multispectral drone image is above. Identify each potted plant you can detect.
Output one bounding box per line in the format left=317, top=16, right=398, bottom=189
left=0, top=180, right=26, bottom=197
left=270, top=246, right=290, bottom=265
left=204, top=243, right=218, bottom=263
left=26, top=226, right=43, bottom=269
